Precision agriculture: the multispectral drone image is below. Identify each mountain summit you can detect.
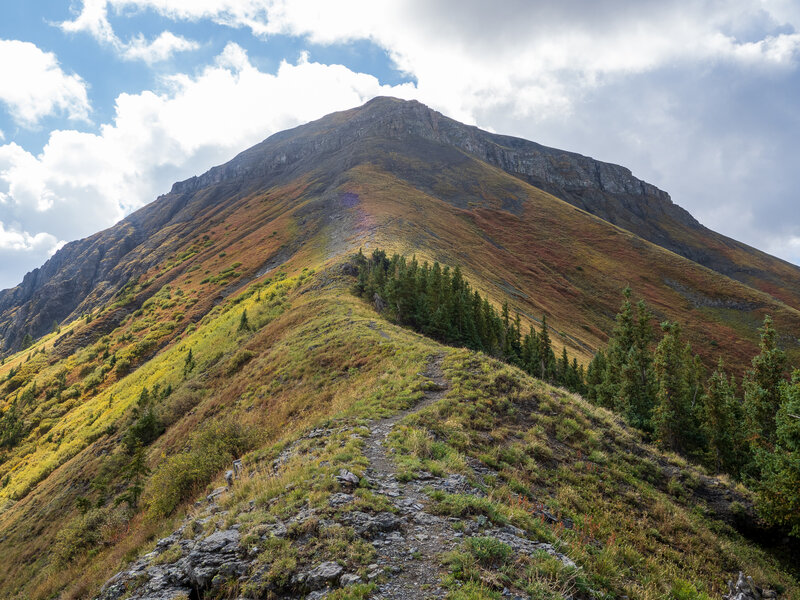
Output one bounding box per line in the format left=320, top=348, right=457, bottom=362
left=1, top=97, right=799, bottom=365
left=0, top=98, right=798, bottom=600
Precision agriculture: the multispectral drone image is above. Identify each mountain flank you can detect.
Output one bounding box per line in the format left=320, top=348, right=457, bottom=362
left=2, top=97, right=800, bottom=366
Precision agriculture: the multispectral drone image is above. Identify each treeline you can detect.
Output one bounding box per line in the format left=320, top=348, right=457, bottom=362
left=585, top=288, right=799, bottom=535
left=350, top=249, right=585, bottom=393
left=350, top=250, right=799, bottom=536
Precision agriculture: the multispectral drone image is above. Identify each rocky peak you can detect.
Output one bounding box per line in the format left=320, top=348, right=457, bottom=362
left=171, top=96, right=684, bottom=221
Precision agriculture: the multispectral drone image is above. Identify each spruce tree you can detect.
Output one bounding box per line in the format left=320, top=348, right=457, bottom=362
left=511, top=313, right=522, bottom=363
left=238, top=310, right=250, bottom=332
left=481, top=298, right=498, bottom=355
left=184, top=349, right=195, bottom=377
left=558, top=347, right=569, bottom=386
left=597, top=288, right=636, bottom=409
left=744, top=315, right=788, bottom=450
left=593, top=291, right=656, bottom=429
left=21, top=333, right=33, bottom=350
left=522, top=326, right=539, bottom=376
left=569, top=358, right=584, bottom=394
left=755, top=370, right=800, bottom=536
left=701, top=359, right=743, bottom=474
left=620, top=300, right=656, bottom=430
left=120, top=441, right=150, bottom=508
left=585, top=350, right=607, bottom=403
left=471, top=291, right=486, bottom=350
left=501, top=301, right=511, bottom=359
left=653, top=322, right=694, bottom=453
left=0, top=399, right=24, bottom=448
left=538, top=315, right=555, bottom=382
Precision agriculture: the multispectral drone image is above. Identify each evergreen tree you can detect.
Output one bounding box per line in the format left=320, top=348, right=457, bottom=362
left=653, top=322, right=694, bottom=453
left=538, top=315, right=555, bottom=382
left=119, top=441, right=149, bottom=508
left=569, top=358, right=585, bottom=395
left=501, top=301, right=511, bottom=359
left=755, top=370, right=800, bottom=536
left=585, top=350, right=607, bottom=403
left=347, top=249, right=584, bottom=391
left=21, top=333, right=33, bottom=350
left=522, top=326, right=539, bottom=376
left=701, top=359, right=743, bottom=474
left=558, top=347, right=569, bottom=386
left=617, top=300, right=656, bottom=431
left=595, top=290, right=656, bottom=430
left=469, top=291, right=485, bottom=350
left=744, top=315, right=788, bottom=450
left=415, top=264, right=433, bottom=328
left=597, top=288, right=636, bottom=409
left=511, top=313, right=523, bottom=363
left=184, top=349, right=195, bottom=377
left=238, top=310, right=250, bottom=332
left=0, top=399, right=24, bottom=449
left=123, top=387, right=163, bottom=454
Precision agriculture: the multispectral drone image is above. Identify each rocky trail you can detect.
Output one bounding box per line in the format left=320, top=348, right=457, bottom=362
left=94, top=353, right=583, bottom=600
left=361, top=353, right=455, bottom=599
left=95, top=354, right=464, bottom=600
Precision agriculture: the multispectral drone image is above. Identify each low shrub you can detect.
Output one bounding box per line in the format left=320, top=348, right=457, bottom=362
left=143, top=419, right=255, bottom=519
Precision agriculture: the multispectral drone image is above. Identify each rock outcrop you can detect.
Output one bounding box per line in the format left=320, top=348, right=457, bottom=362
left=97, top=527, right=249, bottom=600
left=724, top=572, right=779, bottom=600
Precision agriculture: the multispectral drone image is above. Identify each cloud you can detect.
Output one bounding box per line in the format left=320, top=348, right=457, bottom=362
left=122, top=31, right=200, bottom=64
left=63, top=1, right=800, bottom=116
left=0, top=222, right=63, bottom=290
left=0, top=222, right=61, bottom=253
left=60, top=1, right=199, bottom=63
left=0, top=39, right=90, bottom=127
left=0, top=44, right=415, bottom=288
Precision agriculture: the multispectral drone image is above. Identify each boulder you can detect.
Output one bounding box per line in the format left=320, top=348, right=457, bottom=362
left=305, top=561, right=343, bottom=590
left=724, top=572, right=778, bottom=600
left=340, top=573, right=362, bottom=586
left=335, top=469, right=360, bottom=487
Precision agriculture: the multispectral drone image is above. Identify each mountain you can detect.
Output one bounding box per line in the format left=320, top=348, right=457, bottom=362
left=2, top=97, right=800, bottom=368
left=0, top=97, right=798, bottom=600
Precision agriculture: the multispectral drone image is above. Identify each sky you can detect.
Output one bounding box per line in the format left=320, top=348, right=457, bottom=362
left=0, top=1, right=799, bottom=290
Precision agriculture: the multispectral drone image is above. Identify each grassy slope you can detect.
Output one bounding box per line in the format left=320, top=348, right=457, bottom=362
left=0, top=261, right=796, bottom=599
left=340, top=159, right=800, bottom=369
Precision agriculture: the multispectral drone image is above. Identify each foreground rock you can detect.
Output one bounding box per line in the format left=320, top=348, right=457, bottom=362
left=97, top=528, right=248, bottom=600
left=724, top=572, right=778, bottom=600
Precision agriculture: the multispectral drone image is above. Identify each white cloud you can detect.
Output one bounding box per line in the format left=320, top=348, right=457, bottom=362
left=60, top=0, right=117, bottom=44
left=122, top=31, right=200, bottom=64
left=0, top=222, right=61, bottom=253
left=60, top=1, right=198, bottom=63
left=0, top=44, right=415, bottom=288
left=61, top=0, right=800, bottom=121
left=0, top=39, right=90, bottom=127
left=0, top=222, right=64, bottom=289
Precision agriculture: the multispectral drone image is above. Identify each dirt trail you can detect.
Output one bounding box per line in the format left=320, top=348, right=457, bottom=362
left=362, top=353, right=456, bottom=599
